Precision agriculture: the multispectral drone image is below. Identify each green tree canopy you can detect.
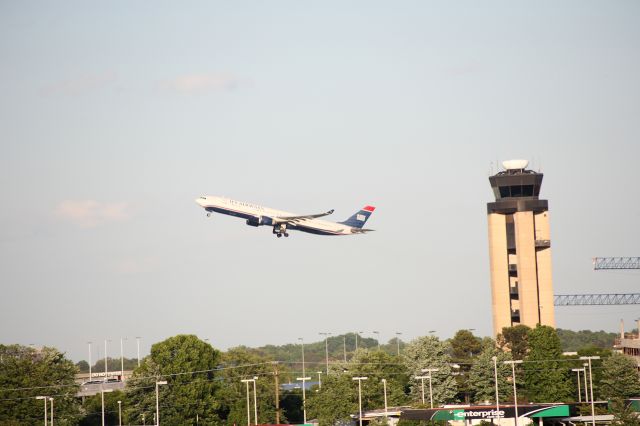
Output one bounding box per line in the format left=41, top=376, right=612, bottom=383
left=0, top=345, right=79, bottom=425
left=523, top=325, right=572, bottom=402
left=307, top=349, right=409, bottom=425
left=468, top=339, right=513, bottom=404
left=497, top=325, right=530, bottom=360
left=401, top=336, right=457, bottom=406
left=217, top=346, right=281, bottom=426
left=124, top=335, right=222, bottom=425
left=599, top=353, right=640, bottom=400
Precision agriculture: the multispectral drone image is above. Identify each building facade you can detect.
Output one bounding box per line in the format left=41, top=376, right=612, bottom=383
left=487, top=160, right=556, bottom=336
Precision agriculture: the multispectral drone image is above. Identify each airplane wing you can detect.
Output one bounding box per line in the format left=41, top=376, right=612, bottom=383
left=272, top=209, right=334, bottom=224
left=350, top=228, right=375, bottom=234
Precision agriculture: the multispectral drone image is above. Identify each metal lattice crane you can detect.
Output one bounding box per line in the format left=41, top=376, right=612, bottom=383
left=553, top=257, right=640, bottom=306
left=593, top=257, right=640, bottom=270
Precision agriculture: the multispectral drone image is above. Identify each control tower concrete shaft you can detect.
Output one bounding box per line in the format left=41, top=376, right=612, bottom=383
left=487, top=160, right=555, bottom=336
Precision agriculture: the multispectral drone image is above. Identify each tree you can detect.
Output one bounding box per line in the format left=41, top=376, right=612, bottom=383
left=496, top=325, right=530, bottom=360
left=217, top=346, right=281, bottom=426
left=78, top=390, right=126, bottom=426
left=307, top=349, right=409, bottom=425
left=610, top=398, right=640, bottom=426
left=449, top=330, right=482, bottom=403
left=124, top=335, right=222, bottom=425
left=401, top=336, right=457, bottom=405
left=468, top=339, right=513, bottom=404
left=599, top=353, right=640, bottom=400
left=0, top=345, right=80, bottom=425
left=450, top=330, right=482, bottom=361
left=523, top=325, right=572, bottom=402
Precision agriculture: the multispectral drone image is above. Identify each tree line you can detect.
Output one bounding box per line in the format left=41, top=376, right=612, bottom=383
left=0, top=326, right=637, bottom=425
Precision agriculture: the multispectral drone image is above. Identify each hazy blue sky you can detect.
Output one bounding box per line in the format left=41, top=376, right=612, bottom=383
left=1, top=1, right=639, bottom=362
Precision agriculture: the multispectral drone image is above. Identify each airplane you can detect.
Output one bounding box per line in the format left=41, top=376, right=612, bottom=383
left=195, top=196, right=375, bottom=238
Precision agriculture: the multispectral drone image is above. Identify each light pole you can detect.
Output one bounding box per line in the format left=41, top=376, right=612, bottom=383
left=355, top=331, right=363, bottom=351
left=319, top=332, right=331, bottom=374
left=136, top=336, right=141, bottom=367
left=580, top=356, right=600, bottom=426
left=297, top=376, right=311, bottom=424
left=252, top=376, right=258, bottom=425
left=415, top=376, right=427, bottom=405
left=87, top=341, right=93, bottom=382
left=49, top=397, right=54, bottom=426
left=36, top=396, right=48, bottom=426
left=241, top=378, right=254, bottom=426
left=317, top=371, right=322, bottom=389
left=421, top=368, right=439, bottom=409
left=298, top=338, right=305, bottom=379
left=582, top=363, right=589, bottom=402
left=120, top=337, right=127, bottom=381
left=104, top=339, right=111, bottom=379
left=571, top=368, right=584, bottom=402
left=117, top=400, right=122, bottom=426
left=101, top=387, right=114, bottom=426
left=155, top=380, right=167, bottom=426
left=352, top=377, right=368, bottom=426
left=343, top=335, right=347, bottom=362
left=492, top=356, right=500, bottom=426
left=372, top=331, right=380, bottom=351
left=503, top=360, right=523, bottom=426
left=381, top=378, right=388, bottom=419
left=395, top=332, right=402, bottom=356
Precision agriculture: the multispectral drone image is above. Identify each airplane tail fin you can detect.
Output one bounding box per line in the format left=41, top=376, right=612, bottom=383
left=339, top=205, right=375, bottom=229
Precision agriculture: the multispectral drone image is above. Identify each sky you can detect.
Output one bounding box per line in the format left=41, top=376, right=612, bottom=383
left=1, top=1, right=639, bottom=362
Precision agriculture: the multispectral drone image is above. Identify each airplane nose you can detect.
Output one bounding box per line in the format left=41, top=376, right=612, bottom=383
left=195, top=197, right=205, bottom=206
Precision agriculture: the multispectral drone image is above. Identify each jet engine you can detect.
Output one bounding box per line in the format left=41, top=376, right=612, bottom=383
left=246, top=217, right=263, bottom=227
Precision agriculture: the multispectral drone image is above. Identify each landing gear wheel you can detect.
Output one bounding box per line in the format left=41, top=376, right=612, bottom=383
left=206, top=213, right=211, bottom=217
left=277, top=233, right=282, bottom=238
left=284, top=233, right=289, bottom=237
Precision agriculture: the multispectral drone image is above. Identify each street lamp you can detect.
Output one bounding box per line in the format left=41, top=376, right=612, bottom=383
left=395, top=332, right=402, bottom=356
left=582, top=363, right=589, bottom=402
left=571, top=368, right=585, bottom=402
left=298, top=338, right=305, bottom=379
left=155, top=380, right=167, bottom=426
left=381, top=379, right=388, bottom=419
left=252, top=376, right=258, bottom=425
left=101, top=387, right=114, bottom=426
left=297, top=376, right=311, bottom=424
left=492, top=356, right=500, bottom=426
left=36, top=396, right=48, bottom=426
left=352, top=377, right=368, bottom=426
left=372, top=331, right=380, bottom=351
left=49, top=397, right=54, bottom=426
left=343, top=335, right=347, bottom=362
left=117, top=400, right=122, bottom=426
left=414, top=376, right=427, bottom=405
left=503, top=360, right=523, bottom=426
left=87, top=341, right=93, bottom=382
left=580, top=356, right=600, bottom=426
left=136, top=337, right=142, bottom=367
left=317, top=371, right=322, bottom=390
left=241, top=378, right=255, bottom=426
left=319, top=332, right=331, bottom=374
left=355, top=331, right=364, bottom=351
left=120, top=337, right=127, bottom=381
left=421, top=368, right=439, bottom=409
left=104, top=339, right=111, bottom=379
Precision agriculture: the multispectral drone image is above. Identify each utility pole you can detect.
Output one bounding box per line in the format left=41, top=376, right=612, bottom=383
left=273, top=362, right=280, bottom=424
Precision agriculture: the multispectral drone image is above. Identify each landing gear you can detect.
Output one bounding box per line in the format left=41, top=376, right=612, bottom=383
left=206, top=213, right=211, bottom=217
left=273, top=224, right=289, bottom=238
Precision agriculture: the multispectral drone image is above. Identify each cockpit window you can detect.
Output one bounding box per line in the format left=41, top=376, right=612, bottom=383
left=200, top=196, right=206, bottom=199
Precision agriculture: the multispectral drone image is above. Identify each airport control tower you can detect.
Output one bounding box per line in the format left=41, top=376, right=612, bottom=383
left=487, top=159, right=555, bottom=336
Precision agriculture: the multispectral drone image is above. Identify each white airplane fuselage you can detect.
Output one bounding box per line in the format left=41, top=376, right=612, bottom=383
left=195, top=196, right=374, bottom=237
